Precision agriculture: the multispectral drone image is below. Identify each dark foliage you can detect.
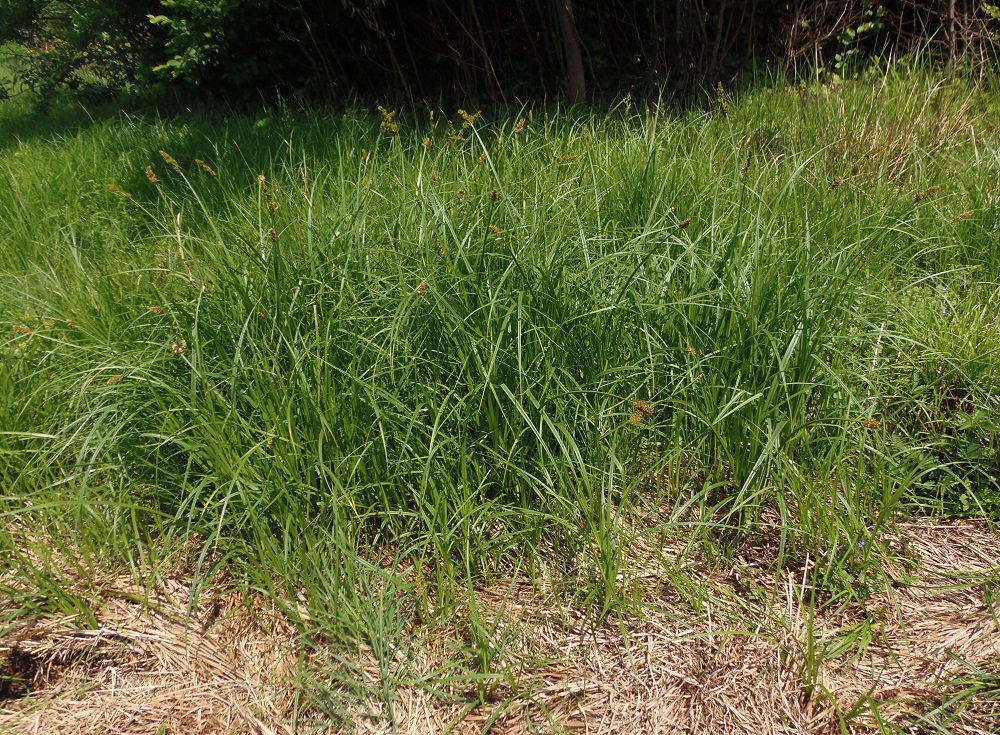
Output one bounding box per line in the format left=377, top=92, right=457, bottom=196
left=0, top=1, right=997, bottom=106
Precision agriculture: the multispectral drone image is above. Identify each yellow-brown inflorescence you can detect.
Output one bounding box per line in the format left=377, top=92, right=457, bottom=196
left=717, top=82, right=732, bottom=114
left=145, top=166, right=160, bottom=185
left=378, top=106, right=399, bottom=135
left=194, top=158, right=217, bottom=176
left=106, top=184, right=133, bottom=199
left=629, top=400, right=654, bottom=426
left=159, top=150, right=182, bottom=174
left=458, top=108, right=482, bottom=130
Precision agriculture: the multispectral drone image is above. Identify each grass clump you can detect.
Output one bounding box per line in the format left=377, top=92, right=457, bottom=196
left=1, top=70, right=998, bottom=730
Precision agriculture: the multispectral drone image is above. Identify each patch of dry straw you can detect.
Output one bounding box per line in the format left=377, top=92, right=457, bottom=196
left=1, top=519, right=997, bottom=734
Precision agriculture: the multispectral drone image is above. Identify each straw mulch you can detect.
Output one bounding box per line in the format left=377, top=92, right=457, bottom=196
left=1, top=519, right=997, bottom=734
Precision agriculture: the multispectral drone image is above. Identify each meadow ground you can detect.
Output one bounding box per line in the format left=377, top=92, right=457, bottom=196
left=1, top=69, right=999, bottom=733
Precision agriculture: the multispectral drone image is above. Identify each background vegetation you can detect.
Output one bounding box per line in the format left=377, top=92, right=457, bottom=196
left=1, top=62, right=999, bottom=718
left=1, top=1, right=999, bottom=729
left=2, top=0, right=1000, bottom=105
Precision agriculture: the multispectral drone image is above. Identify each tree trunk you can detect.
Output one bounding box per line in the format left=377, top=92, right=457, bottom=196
left=947, top=0, right=957, bottom=68
left=554, top=0, right=586, bottom=105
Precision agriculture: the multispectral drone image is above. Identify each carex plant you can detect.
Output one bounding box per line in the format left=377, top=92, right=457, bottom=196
left=1, top=73, right=998, bottom=642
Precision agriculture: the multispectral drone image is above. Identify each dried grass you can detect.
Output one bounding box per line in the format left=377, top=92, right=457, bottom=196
left=0, top=578, right=299, bottom=735
left=2, top=519, right=997, bottom=734
left=350, top=519, right=1000, bottom=735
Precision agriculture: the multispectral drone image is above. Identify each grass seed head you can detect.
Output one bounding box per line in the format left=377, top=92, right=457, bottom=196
left=158, top=150, right=182, bottom=174
left=194, top=158, right=217, bottom=176
left=106, top=184, right=133, bottom=199
left=914, top=185, right=941, bottom=202
left=378, top=106, right=399, bottom=135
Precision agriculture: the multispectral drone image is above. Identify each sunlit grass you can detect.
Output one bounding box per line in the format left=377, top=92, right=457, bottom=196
left=1, top=68, right=998, bottom=726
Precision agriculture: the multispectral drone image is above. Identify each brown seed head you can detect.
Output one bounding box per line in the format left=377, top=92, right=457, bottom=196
left=159, top=150, right=182, bottom=174
left=106, top=184, right=133, bottom=199
left=194, top=158, right=217, bottom=176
